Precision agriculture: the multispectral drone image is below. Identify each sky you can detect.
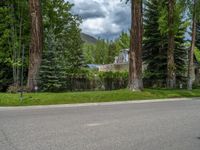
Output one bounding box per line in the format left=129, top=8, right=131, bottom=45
left=67, top=0, right=131, bottom=40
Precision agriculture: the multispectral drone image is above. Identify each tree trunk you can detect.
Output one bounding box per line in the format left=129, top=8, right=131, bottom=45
left=27, top=0, right=43, bottom=91
left=188, top=1, right=196, bottom=90
left=128, top=0, right=143, bottom=91
left=167, top=0, right=176, bottom=88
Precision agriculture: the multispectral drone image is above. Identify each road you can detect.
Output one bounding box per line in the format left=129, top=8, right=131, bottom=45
left=0, top=99, right=200, bottom=150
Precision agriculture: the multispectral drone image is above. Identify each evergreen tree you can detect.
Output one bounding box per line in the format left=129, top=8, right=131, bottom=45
left=39, top=29, right=65, bottom=91
left=42, top=0, right=84, bottom=72
left=174, top=15, right=188, bottom=83
left=196, top=22, right=200, bottom=49
left=39, top=0, right=84, bottom=91
left=143, top=0, right=188, bottom=87
left=143, top=0, right=168, bottom=86
left=107, top=42, right=118, bottom=64
left=64, top=21, right=84, bottom=72
left=83, top=43, right=96, bottom=64
left=115, top=32, right=130, bottom=52
left=94, top=39, right=109, bottom=64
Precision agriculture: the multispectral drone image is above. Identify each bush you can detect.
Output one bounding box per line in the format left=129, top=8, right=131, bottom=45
left=98, top=71, right=128, bottom=90
left=38, top=69, right=129, bottom=92
left=7, top=85, right=28, bottom=93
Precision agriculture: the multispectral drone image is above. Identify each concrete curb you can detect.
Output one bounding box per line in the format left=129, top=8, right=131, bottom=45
left=0, top=97, right=200, bottom=111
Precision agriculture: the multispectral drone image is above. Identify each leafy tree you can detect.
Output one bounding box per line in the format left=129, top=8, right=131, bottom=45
left=115, top=32, right=130, bottom=52
left=39, top=0, right=84, bottom=91
left=107, top=42, right=118, bottom=64
left=42, top=0, right=84, bottom=71
left=83, top=43, right=96, bottom=64
left=194, top=21, right=200, bottom=63
left=83, top=39, right=119, bottom=64
left=187, top=0, right=200, bottom=90
left=196, top=22, right=200, bottom=50
left=194, top=47, right=200, bottom=63
left=0, top=0, right=30, bottom=91
left=91, top=39, right=109, bottom=64
left=64, top=21, right=84, bottom=72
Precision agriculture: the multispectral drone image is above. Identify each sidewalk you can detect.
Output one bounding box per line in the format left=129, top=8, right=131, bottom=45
left=0, top=97, right=199, bottom=111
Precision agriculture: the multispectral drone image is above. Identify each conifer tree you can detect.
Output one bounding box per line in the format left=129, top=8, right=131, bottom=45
left=143, top=0, right=168, bottom=86
left=39, top=29, right=65, bottom=91
left=174, top=17, right=188, bottom=83
left=143, top=0, right=188, bottom=87
left=39, top=0, right=84, bottom=91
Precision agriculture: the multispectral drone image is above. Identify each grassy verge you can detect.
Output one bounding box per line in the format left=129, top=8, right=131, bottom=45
left=0, top=89, right=200, bottom=106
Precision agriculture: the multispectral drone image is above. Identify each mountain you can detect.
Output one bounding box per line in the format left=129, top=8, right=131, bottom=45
left=81, top=33, right=98, bottom=44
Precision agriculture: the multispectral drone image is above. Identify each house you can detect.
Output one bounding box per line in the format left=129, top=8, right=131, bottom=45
left=98, top=49, right=129, bottom=72
left=89, top=49, right=200, bottom=86
left=114, top=49, right=129, bottom=64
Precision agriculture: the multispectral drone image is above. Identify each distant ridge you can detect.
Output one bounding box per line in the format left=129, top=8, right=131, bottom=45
left=81, top=33, right=98, bottom=44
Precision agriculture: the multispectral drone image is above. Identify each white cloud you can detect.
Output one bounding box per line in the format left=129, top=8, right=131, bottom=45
left=67, top=0, right=131, bottom=39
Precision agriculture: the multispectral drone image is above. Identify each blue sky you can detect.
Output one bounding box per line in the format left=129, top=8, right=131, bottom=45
left=67, top=0, right=131, bottom=40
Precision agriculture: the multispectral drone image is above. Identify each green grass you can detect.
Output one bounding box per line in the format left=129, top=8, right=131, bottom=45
left=0, top=88, right=200, bottom=106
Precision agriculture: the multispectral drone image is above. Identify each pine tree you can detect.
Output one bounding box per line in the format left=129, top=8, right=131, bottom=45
left=107, top=42, right=118, bottom=64
left=143, top=0, right=168, bottom=86
left=64, top=21, right=85, bottom=72
left=143, top=0, right=188, bottom=87
left=42, top=0, right=84, bottom=72
left=39, top=29, right=65, bottom=91
left=174, top=16, right=188, bottom=84
left=39, top=0, right=84, bottom=91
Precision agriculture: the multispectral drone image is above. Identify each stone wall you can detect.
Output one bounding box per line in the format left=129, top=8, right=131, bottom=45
left=99, top=63, right=129, bottom=72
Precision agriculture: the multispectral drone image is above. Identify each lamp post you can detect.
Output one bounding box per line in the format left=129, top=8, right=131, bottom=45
left=20, top=45, right=25, bottom=102
left=34, top=86, right=38, bottom=92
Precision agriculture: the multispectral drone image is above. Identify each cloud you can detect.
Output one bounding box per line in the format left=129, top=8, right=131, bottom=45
left=68, top=0, right=131, bottom=40
left=70, top=1, right=106, bottom=19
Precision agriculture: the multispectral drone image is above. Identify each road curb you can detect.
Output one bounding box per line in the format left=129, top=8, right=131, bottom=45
left=0, top=97, right=200, bottom=111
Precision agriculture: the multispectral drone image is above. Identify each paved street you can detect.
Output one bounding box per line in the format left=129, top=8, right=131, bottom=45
left=0, top=99, right=200, bottom=150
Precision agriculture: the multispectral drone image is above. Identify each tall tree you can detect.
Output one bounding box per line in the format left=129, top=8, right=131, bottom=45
left=187, top=0, right=200, bottom=90
left=0, top=0, right=30, bottom=91
left=39, top=28, right=65, bottom=92
left=129, top=0, right=143, bottom=91
left=196, top=22, right=200, bottom=50
left=39, top=0, right=84, bottom=91
left=167, top=0, right=176, bottom=88
left=27, top=0, right=43, bottom=91
left=143, top=0, right=168, bottom=87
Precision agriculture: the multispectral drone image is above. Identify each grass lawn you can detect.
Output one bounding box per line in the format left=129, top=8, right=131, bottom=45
left=0, top=88, right=200, bottom=106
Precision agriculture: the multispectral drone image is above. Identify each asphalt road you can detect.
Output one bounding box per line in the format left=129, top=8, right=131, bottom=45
left=0, top=99, right=200, bottom=150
